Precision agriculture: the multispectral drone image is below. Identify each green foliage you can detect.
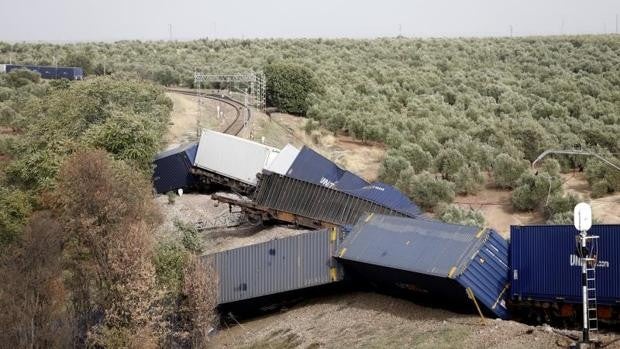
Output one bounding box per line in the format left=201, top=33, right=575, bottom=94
left=585, top=157, right=620, bottom=197
left=492, top=153, right=528, bottom=189
left=153, top=241, right=187, bottom=292
left=265, top=62, right=318, bottom=115
left=4, top=68, right=40, bottom=88
left=540, top=158, right=561, bottom=177
left=62, top=51, right=93, bottom=75
left=454, top=164, right=484, bottom=195
left=397, top=170, right=455, bottom=210
left=436, top=204, right=485, bottom=227
left=511, top=172, right=562, bottom=211
left=544, top=192, right=580, bottom=219
left=399, top=143, right=432, bottom=173
left=4, top=76, right=171, bottom=190
left=378, top=154, right=410, bottom=184
left=435, top=148, right=465, bottom=180
left=174, top=220, right=203, bottom=254
left=0, top=187, right=33, bottom=248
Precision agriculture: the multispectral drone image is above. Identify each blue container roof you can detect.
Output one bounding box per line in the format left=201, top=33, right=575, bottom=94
left=285, top=146, right=421, bottom=217
left=338, top=214, right=482, bottom=277
left=337, top=214, right=510, bottom=318
left=154, top=142, right=198, bottom=161
left=344, top=182, right=421, bottom=217
left=286, top=146, right=349, bottom=188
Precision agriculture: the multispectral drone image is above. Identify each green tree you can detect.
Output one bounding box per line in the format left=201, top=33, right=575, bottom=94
left=492, top=153, right=528, bottom=189
left=435, top=148, right=465, bottom=180
left=436, top=204, right=485, bottom=227
left=378, top=154, right=410, bottom=184
left=62, top=51, right=93, bottom=75
left=511, top=172, right=562, bottom=211
left=264, top=62, right=319, bottom=115
left=399, top=143, right=432, bottom=173
left=397, top=170, right=455, bottom=210
left=454, top=164, right=484, bottom=195
left=0, top=187, right=33, bottom=248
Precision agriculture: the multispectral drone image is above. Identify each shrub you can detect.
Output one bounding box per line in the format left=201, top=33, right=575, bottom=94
left=454, top=164, right=484, bottom=195
left=492, top=153, right=528, bottom=189
left=378, top=154, right=411, bottom=184
left=436, top=204, right=485, bottom=227
left=397, top=170, right=455, bottom=210
left=511, top=172, right=562, bottom=211
left=399, top=143, right=432, bottom=173
left=153, top=242, right=187, bottom=292
left=435, top=148, right=465, bottom=180
left=544, top=192, right=580, bottom=219
left=264, top=62, right=319, bottom=115
left=0, top=187, right=33, bottom=248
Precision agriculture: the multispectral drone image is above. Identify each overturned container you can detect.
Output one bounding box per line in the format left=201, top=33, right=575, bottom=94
left=152, top=142, right=198, bottom=194
left=211, top=228, right=345, bottom=304
left=335, top=214, right=510, bottom=319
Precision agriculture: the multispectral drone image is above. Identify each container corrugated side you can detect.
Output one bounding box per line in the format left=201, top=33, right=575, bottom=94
left=510, top=224, right=620, bottom=305
left=194, top=130, right=280, bottom=185
left=456, top=230, right=510, bottom=319
left=254, top=172, right=406, bottom=226
left=212, top=228, right=344, bottom=304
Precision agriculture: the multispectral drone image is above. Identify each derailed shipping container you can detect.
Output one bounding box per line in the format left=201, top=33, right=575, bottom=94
left=194, top=129, right=280, bottom=185
left=285, top=146, right=420, bottom=216
left=336, top=214, right=510, bottom=319
left=510, top=225, right=620, bottom=306
left=152, top=142, right=198, bottom=194
left=254, top=172, right=409, bottom=227
left=212, top=228, right=345, bottom=304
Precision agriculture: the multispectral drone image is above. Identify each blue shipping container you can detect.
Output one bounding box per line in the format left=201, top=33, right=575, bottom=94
left=344, top=182, right=421, bottom=217
left=286, top=146, right=351, bottom=188
left=336, top=214, right=510, bottom=319
left=5, top=64, right=84, bottom=80
left=510, top=225, right=620, bottom=306
left=285, top=146, right=420, bottom=217
left=152, top=143, right=198, bottom=194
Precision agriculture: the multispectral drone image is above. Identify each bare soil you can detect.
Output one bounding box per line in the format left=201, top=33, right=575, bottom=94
left=562, top=172, right=620, bottom=223
left=210, top=291, right=620, bottom=349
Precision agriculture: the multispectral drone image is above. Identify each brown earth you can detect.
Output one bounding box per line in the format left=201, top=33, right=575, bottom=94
left=164, top=92, right=239, bottom=147
left=210, top=291, right=620, bottom=349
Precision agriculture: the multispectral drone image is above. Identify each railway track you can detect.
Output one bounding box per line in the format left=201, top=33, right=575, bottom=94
left=166, top=87, right=250, bottom=136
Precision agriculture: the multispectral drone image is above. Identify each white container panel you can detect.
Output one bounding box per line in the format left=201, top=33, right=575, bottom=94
left=194, top=130, right=279, bottom=185
left=265, top=144, right=300, bottom=175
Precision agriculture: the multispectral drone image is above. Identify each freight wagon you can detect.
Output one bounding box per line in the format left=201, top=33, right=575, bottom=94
left=1, top=64, right=84, bottom=80
left=248, top=172, right=411, bottom=228
left=209, top=228, right=345, bottom=304
left=510, top=225, right=620, bottom=323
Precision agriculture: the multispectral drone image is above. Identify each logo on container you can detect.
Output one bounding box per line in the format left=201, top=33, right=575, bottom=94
left=320, top=177, right=337, bottom=188
left=569, top=254, right=610, bottom=268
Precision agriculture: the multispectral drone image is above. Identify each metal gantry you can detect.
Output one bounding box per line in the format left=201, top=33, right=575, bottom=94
left=194, top=72, right=266, bottom=110
left=532, top=149, right=620, bottom=172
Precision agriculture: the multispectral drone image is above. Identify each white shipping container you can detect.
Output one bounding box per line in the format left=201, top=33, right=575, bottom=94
left=0, top=64, right=6, bottom=73
left=265, top=144, right=299, bottom=175
left=194, top=129, right=280, bottom=185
